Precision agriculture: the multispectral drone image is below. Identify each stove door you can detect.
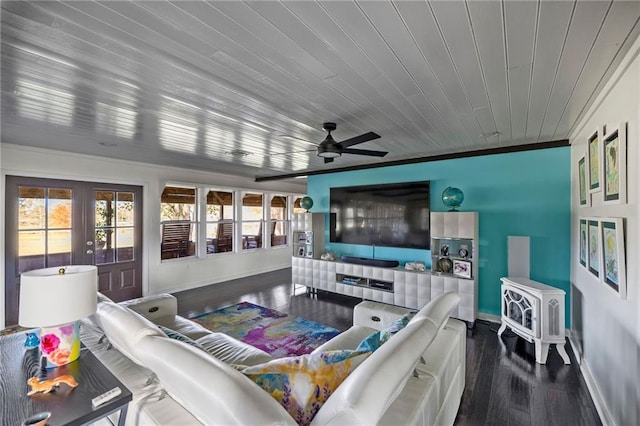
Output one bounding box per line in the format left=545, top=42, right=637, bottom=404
left=501, top=284, right=539, bottom=339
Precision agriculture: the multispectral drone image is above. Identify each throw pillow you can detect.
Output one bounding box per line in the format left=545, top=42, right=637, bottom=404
left=355, top=311, right=416, bottom=353
left=242, top=350, right=371, bottom=425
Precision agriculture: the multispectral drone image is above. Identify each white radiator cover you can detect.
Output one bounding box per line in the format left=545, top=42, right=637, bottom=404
left=498, top=277, right=570, bottom=364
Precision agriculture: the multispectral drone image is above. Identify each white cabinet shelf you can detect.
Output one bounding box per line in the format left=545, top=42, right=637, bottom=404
left=291, top=213, right=325, bottom=259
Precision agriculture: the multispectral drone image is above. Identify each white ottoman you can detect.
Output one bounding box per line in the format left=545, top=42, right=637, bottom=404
left=353, top=301, right=412, bottom=330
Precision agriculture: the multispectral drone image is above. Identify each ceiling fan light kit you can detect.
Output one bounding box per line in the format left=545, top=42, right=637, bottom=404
left=315, top=122, right=387, bottom=164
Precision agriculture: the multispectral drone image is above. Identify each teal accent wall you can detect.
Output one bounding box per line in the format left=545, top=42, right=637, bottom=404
left=307, top=147, right=571, bottom=324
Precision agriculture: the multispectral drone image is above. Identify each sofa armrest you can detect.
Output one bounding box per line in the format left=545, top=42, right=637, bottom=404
left=353, top=301, right=411, bottom=330
left=119, top=293, right=178, bottom=322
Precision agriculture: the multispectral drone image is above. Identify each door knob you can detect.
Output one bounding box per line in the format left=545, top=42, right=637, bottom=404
left=86, top=249, right=94, bottom=255
left=86, top=241, right=93, bottom=246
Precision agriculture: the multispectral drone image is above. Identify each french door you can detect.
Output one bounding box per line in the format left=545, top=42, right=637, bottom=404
left=5, top=176, right=143, bottom=326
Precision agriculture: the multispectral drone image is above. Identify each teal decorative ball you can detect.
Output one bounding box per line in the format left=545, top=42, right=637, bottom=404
left=442, top=187, right=464, bottom=211
left=300, top=196, right=313, bottom=212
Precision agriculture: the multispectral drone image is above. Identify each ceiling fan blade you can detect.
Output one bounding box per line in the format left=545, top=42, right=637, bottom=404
left=342, top=148, right=388, bottom=157
left=338, top=131, right=381, bottom=148
left=324, top=157, right=335, bottom=163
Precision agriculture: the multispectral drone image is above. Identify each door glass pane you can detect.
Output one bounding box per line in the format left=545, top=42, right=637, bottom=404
left=117, top=192, right=134, bottom=226
left=117, top=228, right=134, bottom=262
left=18, top=187, right=45, bottom=229
left=48, top=189, right=72, bottom=228
left=96, top=228, right=115, bottom=265
left=47, top=229, right=71, bottom=265
left=18, top=186, right=72, bottom=272
left=96, top=191, right=115, bottom=227
left=18, top=230, right=45, bottom=273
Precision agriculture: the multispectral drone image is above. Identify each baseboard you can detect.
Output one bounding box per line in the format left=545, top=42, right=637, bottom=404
left=476, top=312, right=501, bottom=324
left=568, top=334, right=613, bottom=426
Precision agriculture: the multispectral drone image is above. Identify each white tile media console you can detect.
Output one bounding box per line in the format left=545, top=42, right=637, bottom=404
left=291, top=256, right=477, bottom=324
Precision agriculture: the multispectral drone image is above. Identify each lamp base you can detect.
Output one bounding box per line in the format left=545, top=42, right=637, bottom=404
left=39, top=321, right=81, bottom=368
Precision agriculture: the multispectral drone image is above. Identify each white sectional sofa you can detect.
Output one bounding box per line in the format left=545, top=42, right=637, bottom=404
left=82, top=292, right=466, bottom=425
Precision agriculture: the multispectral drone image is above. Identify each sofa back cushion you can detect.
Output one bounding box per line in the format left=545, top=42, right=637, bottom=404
left=95, top=301, right=165, bottom=366
left=311, top=320, right=439, bottom=425
left=409, top=292, right=461, bottom=331
left=135, top=335, right=296, bottom=426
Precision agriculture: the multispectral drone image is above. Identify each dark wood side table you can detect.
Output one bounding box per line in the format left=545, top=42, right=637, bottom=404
left=0, top=331, right=132, bottom=426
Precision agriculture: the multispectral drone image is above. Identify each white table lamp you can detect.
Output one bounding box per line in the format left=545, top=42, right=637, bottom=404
left=19, top=265, right=97, bottom=368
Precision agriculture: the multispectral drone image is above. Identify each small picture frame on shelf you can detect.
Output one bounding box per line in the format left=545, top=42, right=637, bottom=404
left=453, top=260, right=472, bottom=279
left=297, top=246, right=305, bottom=256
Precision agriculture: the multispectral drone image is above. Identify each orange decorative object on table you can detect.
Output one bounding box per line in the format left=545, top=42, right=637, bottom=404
left=27, top=375, right=78, bottom=395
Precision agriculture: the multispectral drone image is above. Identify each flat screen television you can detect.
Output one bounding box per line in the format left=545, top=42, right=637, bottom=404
left=330, top=181, right=430, bottom=249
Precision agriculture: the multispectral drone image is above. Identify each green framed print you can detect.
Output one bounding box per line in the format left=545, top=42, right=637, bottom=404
left=587, top=219, right=601, bottom=279
left=587, top=127, right=604, bottom=193
left=579, top=218, right=587, bottom=268
left=601, top=218, right=626, bottom=298
left=578, top=155, right=589, bottom=207
left=603, top=124, right=627, bottom=205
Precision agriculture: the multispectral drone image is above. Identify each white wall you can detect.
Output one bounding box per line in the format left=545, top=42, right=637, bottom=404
left=570, top=35, right=639, bottom=425
left=0, top=144, right=306, bottom=329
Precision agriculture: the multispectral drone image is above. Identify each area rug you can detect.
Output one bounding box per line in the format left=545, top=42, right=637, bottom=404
left=191, top=301, right=340, bottom=358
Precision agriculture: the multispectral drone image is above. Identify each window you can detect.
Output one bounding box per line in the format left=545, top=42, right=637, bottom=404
left=206, top=190, right=234, bottom=254
left=242, top=192, right=263, bottom=250
left=293, top=196, right=306, bottom=214
left=270, top=195, right=288, bottom=247
left=160, top=186, right=196, bottom=259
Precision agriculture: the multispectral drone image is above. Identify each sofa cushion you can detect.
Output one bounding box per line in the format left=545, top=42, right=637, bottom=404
left=356, top=311, right=416, bottom=353
left=134, top=335, right=296, bottom=425
left=196, top=332, right=273, bottom=366
left=242, top=350, right=371, bottom=426
left=311, top=320, right=439, bottom=426
left=95, top=301, right=165, bottom=366
left=311, top=325, right=376, bottom=354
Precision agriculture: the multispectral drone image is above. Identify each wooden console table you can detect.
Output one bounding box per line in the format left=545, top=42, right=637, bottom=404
left=0, top=331, right=132, bottom=426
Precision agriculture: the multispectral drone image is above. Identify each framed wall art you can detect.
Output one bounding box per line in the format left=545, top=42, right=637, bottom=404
left=578, top=155, right=589, bottom=207
left=587, top=219, right=601, bottom=279
left=579, top=218, right=587, bottom=268
left=603, top=123, right=627, bottom=205
left=587, top=127, right=604, bottom=193
left=453, top=259, right=472, bottom=279
left=601, top=218, right=626, bottom=298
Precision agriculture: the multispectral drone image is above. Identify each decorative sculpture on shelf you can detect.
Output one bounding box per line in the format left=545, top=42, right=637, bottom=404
left=27, top=375, right=78, bottom=395
left=441, top=187, right=464, bottom=211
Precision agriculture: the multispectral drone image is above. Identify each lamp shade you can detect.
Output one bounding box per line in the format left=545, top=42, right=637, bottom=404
left=19, top=265, right=98, bottom=327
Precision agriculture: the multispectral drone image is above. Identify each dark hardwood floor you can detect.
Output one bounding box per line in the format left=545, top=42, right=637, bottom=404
left=173, top=268, right=601, bottom=426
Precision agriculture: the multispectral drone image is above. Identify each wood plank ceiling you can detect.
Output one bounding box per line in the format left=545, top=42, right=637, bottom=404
left=1, top=1, right=639, bottom=180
